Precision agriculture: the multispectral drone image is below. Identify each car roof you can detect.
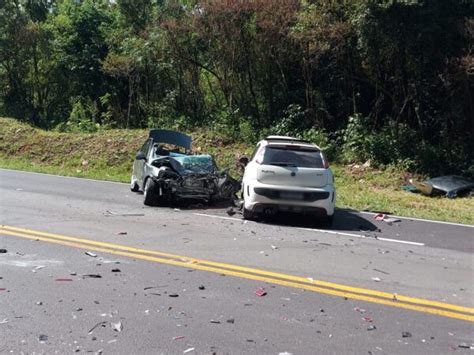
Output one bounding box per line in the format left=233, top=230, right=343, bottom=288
left=260, top=136, right=321, bottom=150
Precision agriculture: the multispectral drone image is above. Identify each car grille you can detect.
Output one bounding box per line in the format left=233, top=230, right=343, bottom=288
left=254, top=188, right=329, bottom=202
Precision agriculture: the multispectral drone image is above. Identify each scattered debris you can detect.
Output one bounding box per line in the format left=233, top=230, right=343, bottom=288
left=226, top=318, right=235, bottom=324
left=36, top=301, right=43, bottom=306
left=88, top=321, right=107, bottom=334
left=0, top=249, right=7, bottom=253
left=362, top=316, right=373, bottom=322
left=226, top=207, right=236, bottom=216
left=83, top=274, right=102, bottom=279
left=39, top=334, right=48, bottom=342
left=210, top=320, right=221, bottom=324
left=408, top=175, right=474, bottom=198
left=367, top=325, right=377, bottom=331
left=173, top=336, right=185, bottom=340
left=183, top=348, right=195, bottom=354
left=458, top=343, right=474, bottom=350
left=111, top=321, right=123, bottom=332
left=117, top=232, right=128, bottom=235
left=55, top=278, right=73, bottom=282
left=85, top=252, right=97, bottom=258
left=271, top=245, right=279, bottom=250
left=371, top=277, right=381, bottom=282
left=373, top=214, right=401, bottom=225
left=198, top=285, right=205, bottom=290
left=402, top=332, right=412, bottom=338
left=354, top=307, right=366, bottom=314
left=169, top=293, right=179, bottom=298
left=111, top=268, right=121, bottom=273
left=372, top=268, right=390, bottom=275
left=255, top=287, right=267, bottom=297
left=0, top=319, right=8, bottom=324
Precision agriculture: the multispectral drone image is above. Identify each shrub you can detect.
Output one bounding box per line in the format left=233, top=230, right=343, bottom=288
left=56, top=101, right=100, bottom=133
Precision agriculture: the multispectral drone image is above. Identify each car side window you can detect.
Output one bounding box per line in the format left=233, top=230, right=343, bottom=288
left=140, top=139, right=152, bottom=155
left=249, top=143, right=261, bottom=161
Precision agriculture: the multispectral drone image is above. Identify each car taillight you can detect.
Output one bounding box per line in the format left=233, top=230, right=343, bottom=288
left=322, top=153, right=329, bottom=169
left=255, top=147, right=265, bottom=164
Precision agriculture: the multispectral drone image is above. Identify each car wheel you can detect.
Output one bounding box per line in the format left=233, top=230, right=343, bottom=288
left=243, top=206, right=255, bottom=220
left=143, top=178, right=157, bottom=206
left=130, top=176, right=140, bottom=192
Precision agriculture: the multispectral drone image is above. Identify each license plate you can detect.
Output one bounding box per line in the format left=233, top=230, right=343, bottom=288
left=279, top=191, right=303, bottom=200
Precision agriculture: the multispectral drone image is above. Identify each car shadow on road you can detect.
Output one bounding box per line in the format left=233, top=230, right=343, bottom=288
left=254, top=208, right=379, bottom=232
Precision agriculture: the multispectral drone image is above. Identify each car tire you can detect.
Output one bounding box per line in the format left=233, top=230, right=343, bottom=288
left=130, top=176, right=140, bottom=192
left=143, top=178, right=157, bottom=206
left=243, top=206, right=255, bottom=220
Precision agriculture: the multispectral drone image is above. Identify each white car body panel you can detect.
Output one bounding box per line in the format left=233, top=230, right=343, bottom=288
left=242, top=137, right=336, bottom=218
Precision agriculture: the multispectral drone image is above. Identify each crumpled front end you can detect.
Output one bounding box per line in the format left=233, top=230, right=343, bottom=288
left=147, top=155, right=240, bottom=205
left=151, top=169, right=218, bottom=203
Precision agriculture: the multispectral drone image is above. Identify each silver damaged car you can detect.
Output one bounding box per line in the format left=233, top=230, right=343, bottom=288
left=130, top=129, right=240, bottom=206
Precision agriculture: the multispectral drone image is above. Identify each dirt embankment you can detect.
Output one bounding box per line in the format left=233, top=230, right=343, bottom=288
left=0, top=117, right=252, bottom=181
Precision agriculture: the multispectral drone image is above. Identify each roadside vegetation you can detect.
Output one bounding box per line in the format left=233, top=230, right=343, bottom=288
left=1, top=117, right=472, bottom=224
left=0, top=1, right=472, bottom=177
left=0, top=2, right=472, bottom=223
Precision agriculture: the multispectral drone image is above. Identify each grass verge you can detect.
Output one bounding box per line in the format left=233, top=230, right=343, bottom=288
left=1, top=117, right=472, bottom=225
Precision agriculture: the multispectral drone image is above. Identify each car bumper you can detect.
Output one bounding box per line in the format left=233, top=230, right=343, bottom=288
left=243, top=181, right=336, bottom=216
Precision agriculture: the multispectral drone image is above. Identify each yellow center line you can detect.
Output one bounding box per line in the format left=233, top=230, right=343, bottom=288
left=1, top=225, right=473, bottom=322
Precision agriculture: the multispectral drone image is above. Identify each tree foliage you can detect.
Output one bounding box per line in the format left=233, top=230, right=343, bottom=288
left=0, top=0, right=472, bottom=174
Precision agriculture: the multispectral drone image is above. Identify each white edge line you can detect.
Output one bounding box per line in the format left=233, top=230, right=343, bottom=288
left=358, top=211, right=474, bottom=228
left=194, top=213, right=425, bottom=246
left=297, top=227, right=366, bottom=239
left=298, top=227, right=424, bottom=246
left=0, top=168, right=128, bottom=186
left=376, top=237, right=425, bottom=246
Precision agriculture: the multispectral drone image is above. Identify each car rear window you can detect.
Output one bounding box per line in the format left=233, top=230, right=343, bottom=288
left=261, top=146, right=324, bottom=168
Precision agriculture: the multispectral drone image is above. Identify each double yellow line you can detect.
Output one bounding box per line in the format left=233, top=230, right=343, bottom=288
left=1, top=224, right=473, bottom=322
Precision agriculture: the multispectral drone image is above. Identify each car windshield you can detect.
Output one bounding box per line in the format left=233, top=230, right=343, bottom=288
left=171, top=154, right=215, bottom=174
left=262, top=147, right=324, bottom=168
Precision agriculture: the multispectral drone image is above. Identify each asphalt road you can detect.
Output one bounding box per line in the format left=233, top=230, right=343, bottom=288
left=1, top=169, right=473, bottom=354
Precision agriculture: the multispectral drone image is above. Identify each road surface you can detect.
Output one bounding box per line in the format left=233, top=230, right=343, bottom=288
left=1, top=169, right=473, bottom=354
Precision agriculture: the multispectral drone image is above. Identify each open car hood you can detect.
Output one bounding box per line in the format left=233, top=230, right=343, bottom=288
left=149, top=129, right=192, bottom=151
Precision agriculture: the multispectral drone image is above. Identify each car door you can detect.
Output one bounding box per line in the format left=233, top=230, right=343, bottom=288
left=134, top=138, right=152, bottom=189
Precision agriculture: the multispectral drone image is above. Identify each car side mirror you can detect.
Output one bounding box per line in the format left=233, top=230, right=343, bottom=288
left=135, top=152, right=147, bottom=161
left=238, top=156, right=249, bottom=167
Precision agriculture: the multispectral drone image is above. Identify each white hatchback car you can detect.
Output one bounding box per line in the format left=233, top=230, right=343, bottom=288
left=240, top=136, right=336, bottom=225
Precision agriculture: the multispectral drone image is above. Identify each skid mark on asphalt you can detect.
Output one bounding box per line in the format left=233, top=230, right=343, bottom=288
left=0, top=224, right=472, bottom=322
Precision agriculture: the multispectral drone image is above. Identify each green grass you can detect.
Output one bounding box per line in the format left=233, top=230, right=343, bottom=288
left=1, top=117, right=472, bottom=224
left=334, top=165, right=474, bottom=224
